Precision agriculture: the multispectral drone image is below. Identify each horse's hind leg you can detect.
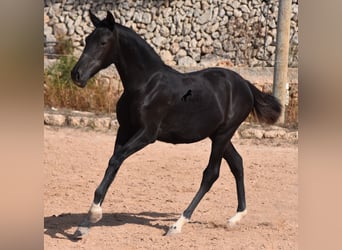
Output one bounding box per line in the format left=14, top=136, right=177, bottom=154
left=223, top=142, right=247, bottom=226
left=167, top=133, right=231, bottom=235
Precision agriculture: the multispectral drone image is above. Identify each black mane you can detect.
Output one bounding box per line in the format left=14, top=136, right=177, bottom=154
left=115, top=23, right=164, bottom=66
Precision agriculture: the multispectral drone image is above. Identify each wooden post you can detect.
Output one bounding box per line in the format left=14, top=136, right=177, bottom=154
left=273, top=0, right=292, bottom=124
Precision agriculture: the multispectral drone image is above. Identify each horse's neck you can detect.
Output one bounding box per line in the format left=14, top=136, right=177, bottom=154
left=114, top=26, right=164, bottom=90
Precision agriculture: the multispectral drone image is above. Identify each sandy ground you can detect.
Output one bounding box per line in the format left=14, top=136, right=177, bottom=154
left=44, top=126, right=298, bottom=249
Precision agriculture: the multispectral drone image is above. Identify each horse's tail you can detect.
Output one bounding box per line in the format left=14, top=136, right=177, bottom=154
left=247, top=81, right=282, bottom=124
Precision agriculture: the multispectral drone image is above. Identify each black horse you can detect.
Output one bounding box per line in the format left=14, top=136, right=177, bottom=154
left=71, top=11, right=281, bottom=238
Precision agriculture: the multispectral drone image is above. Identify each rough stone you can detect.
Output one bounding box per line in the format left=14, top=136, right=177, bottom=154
left=152, top=36, right=166, bottom=47
left=240, top=4, right=250, bottom=13
left=264, top=129, right=287, bottom=139
left=51, top=3, right=61, bottom=15
left=74, top=15, right=82, bottom=28
left=133, top=12, right=142, bottom=23
left=44, top=25, right=53, bottom=36
left=201, top=45, right=214, bottom=54
left=197, top=10, right=211, bottom=25
left=170, top=42, right=180, bottom=54
left=176, top=49, right=187, bottom=58
left=233, top=9, right=242, bottom=18
left=44, top=14, right=49, bottom=23
left=285, top=131, right=298, bottom=141
left=110, top=119, right=119, bottom=131
left=75, top=26, right=84, bottom=36
left=213, top=39, right=222, bottom=49
left=240, top=128, right=264, bottom=139
left=93, top=118, right=111, bottom=130
left=189, top=48, right=201, bottom=62
left=53, top=23, right=68, bottom=37
left=160, top=50, right=174, bottom=64
left=207, top=22, right=220, bottom=34
left=44, top=113, right=66, bottom=126
left=182, top=23, right=192, bottom=35
left=147, top=21, right=157, bottom=32
left=231, top=0, right=241, bottom=9
left=141, top=12, right=152, bottom=24
left=189, top=38, right=197, bottom=48
left=178, top=56, right=197, bottom=67
left=68, top=116, right=90, bottom=127
left=160, top=26, right=170, bottom=37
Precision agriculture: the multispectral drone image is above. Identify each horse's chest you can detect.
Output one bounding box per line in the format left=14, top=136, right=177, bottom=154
left=116, top=96, right=144, bottom=126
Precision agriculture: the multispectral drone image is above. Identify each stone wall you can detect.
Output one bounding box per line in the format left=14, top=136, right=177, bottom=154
left=43, top=109, right=298, bottom=141
left=44, top=0, right=298, bottom=67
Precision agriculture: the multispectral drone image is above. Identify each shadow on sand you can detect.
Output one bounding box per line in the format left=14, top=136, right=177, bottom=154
left=44, top=211, right=178, bottom=241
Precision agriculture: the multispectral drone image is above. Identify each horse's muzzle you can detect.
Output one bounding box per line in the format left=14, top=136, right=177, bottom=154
left=71, top=68, right=87, bottom=88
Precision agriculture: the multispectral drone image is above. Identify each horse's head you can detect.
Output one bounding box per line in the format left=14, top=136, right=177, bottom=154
left=71, top=11, right=117, bottom=88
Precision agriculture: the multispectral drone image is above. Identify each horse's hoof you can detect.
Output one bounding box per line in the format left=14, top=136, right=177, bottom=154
left=89, top=203, right=102, bottom=223
left=166, top=214, right=189, bottom=236
left=228, top=209, right=247, bottom=227
left=73, top=225, right=89, bottom=239
left=166, top=225, right=181, bottom=236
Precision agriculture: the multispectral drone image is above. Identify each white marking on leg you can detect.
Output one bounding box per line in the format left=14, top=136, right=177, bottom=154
left=89, top=202, right=102, bottom=223
left=228, top=209, right=247, bottom=226
left=167, top=214, right=189, bottom=236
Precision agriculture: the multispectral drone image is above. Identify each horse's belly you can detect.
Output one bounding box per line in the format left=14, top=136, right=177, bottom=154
left=157, top=113, right=222, bottom=144
left=157, top=131, right=206, bottom=144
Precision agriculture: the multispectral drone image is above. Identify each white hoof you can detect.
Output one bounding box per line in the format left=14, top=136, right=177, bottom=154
left=166, top=215, right=189, bottom=236
left=89, top=202, right=102, bottom=223
left=228, top=209, right=247, bottom=226
left=166, top=225, right=182, bottom=236
left=73, top=225, right=89, bottom=239
left=73, top=218, right=91, bottom=239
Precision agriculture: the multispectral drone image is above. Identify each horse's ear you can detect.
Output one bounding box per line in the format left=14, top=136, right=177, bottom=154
left=105, top=11, right=115, bottom=31
left=89, top=10, right=101, bottom=28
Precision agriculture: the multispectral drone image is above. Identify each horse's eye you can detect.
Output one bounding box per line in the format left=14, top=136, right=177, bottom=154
left=100, top=41, right=107, bottom=46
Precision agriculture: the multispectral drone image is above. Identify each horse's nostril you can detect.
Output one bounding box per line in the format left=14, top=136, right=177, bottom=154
left=71, top=68, right=80, bottom=82
left=75, top=71, right=80, bottom=81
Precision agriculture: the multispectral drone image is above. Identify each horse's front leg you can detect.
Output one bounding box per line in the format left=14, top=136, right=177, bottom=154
left=73, top=127, right=156, bottom=238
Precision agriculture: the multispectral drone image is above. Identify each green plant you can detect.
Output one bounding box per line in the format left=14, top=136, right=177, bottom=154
left=45, top=55, right=78, bottom=87
left=45, top=36, right=79, bottom=87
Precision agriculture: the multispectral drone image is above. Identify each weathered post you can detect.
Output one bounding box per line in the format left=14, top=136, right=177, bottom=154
left=273, top=0, right=292, bottom=124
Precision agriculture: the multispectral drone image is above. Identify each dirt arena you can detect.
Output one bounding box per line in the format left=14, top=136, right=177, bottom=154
left=44, top=126, right=298, bottom=249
